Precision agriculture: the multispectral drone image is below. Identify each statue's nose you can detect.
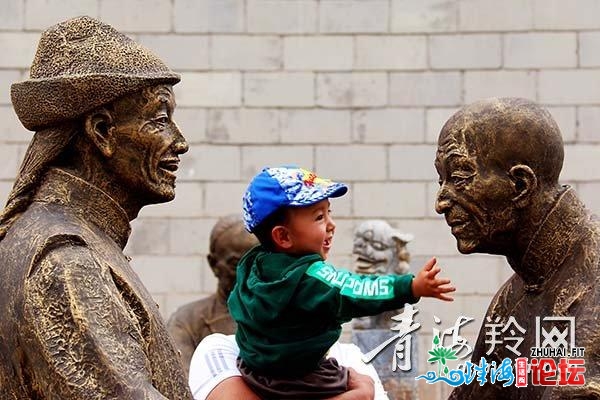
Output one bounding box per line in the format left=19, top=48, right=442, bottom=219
left=435, top=184, right=452, bottom=214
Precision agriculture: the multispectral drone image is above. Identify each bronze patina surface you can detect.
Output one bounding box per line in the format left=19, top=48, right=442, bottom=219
left=436, top=98, right=600, bottom=399
left=167, top=215, right=257, bottom=377
left=0, top=17, right=192, bottom=399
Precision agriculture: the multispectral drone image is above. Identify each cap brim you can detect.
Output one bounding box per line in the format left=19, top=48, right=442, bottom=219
left=288, top=182, right=348, bottom=207
left=327, top=183, right=348, bottom=198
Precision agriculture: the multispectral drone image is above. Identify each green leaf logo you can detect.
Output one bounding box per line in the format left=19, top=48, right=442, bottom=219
left=427, top=335, right=458, bottom=376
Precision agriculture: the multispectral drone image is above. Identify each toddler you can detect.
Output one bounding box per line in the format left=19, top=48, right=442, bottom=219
left=228, top=166, right=455, bottom=399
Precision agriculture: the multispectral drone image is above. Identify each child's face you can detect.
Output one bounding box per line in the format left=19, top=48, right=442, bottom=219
left=284, top=199, right=335, bottom=260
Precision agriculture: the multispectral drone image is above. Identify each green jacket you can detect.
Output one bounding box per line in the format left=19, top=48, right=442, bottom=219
left=228, top=246, right=418, bottom=376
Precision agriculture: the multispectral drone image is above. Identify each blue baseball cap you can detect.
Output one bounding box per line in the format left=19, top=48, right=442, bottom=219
left=243, top=166, right=348, bottom=232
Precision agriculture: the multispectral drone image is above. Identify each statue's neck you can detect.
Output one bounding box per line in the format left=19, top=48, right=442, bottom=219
left=507, top=186, right=580, bottom=291
left=216, top=286, right=230, bottom=305
left=63, top=141, right=143, bottom=221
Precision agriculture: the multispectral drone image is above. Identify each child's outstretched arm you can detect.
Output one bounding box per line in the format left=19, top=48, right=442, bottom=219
left=411, top=257, right=455, bottom=301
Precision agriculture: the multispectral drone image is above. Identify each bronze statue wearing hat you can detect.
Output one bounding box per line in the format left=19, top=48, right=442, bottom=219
left=436, top=98, right=600, bottom=399
left=0, top=17, right=192, bottom=399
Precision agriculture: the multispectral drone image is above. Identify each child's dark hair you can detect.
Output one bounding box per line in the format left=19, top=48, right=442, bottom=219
left=252, top=207, right=289, bottom=251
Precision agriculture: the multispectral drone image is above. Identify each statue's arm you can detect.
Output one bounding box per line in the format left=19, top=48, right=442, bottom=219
left=24, top=243, right=169, bottom=400
left=448, top=288, right=506, bottom=400
left=542, top=334, right=600, bottom=400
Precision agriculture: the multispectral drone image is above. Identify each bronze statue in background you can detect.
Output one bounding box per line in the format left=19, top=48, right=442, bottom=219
left=436, top=98, right=600, bottom=399
left=168, top=215, right=257, bottom=377
left=0, top=17, right=192, bottom=399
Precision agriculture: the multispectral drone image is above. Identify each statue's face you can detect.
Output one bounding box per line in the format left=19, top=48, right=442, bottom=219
left=435, top=128, right=517, bottom=255
left=353, top=220, right=399, bottom=275
left=211, top=224, right=257, bottom=296
left=110, top=84, right=188, bottom=204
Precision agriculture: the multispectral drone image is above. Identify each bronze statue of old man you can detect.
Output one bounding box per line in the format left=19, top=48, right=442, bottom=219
left=436, top=98, right=600, bottom=399
left=0, top=17, right=192, bottom=399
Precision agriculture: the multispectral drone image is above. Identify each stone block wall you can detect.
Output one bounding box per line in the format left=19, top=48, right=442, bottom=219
left=2, top=1, right=600, bottom=398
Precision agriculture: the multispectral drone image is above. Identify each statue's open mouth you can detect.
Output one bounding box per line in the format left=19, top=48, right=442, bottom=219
left=354, top=256, right=384, bottom=271
left=158, top=158, right=180, bottom=176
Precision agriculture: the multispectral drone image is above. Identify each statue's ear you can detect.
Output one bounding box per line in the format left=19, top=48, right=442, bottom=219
left=84, top=108, right=115, bottom=157
left=509, top=164, right=538, bottom=208
left=207, top=253, right=217, bottom=268
left=390, top=231, right=413, bottom=246
left=207, top=253, right=220, bottom=278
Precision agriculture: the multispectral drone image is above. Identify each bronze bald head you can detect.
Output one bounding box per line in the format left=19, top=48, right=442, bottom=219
left=435, top=98, right=564, bottom=255
left=208, top=215, right=258, bottom=300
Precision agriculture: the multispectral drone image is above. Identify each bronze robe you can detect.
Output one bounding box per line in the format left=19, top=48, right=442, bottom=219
left=449, top=188, right=600, bottom=400
left=167, top=294, right=236, bottom=377
left=0, top=168, right=192, bottom=399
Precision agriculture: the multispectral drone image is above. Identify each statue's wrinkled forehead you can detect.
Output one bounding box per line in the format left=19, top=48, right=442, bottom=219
left=112, top=84, right=175, bottom=121
left=438, top=126, right=469, bottom=159
left=150, top=84, right=176, bottom=112
left=435, top=115, right=479, bottom=167
left=437, top=98, right=524, bottom=161
left=153, top=84, right=174, bottom=99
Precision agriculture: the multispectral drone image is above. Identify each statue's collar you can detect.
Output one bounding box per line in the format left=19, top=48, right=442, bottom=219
left=519, top=186, right=587, bottom=291
left=34, top=168, right=131, bottom=249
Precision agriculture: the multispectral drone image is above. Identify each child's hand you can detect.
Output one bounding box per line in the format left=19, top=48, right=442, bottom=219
left=411, top=257, right=455, bottom=301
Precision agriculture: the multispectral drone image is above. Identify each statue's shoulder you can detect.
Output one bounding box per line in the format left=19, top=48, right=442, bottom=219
left=19, top=200, right=88, bottom=238
left=485, top=273, right=518, bottom=316
left=2, top=201, right=89, bottom=275
left=171, top=295, right=218, bottom=322
left=2, top=201, right=88, bottom=256
left=588, top=211, right=600, bottom=241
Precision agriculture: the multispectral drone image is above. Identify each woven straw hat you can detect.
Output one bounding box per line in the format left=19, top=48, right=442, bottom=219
left=11, top=16, right=180, bottom=131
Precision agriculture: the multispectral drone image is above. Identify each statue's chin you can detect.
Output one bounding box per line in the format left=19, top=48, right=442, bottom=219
left=456, top=238, right=478, bottom=254
left=456, top=236, right=508, bottom=256
left=144, top=186, right=176, bottom=205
